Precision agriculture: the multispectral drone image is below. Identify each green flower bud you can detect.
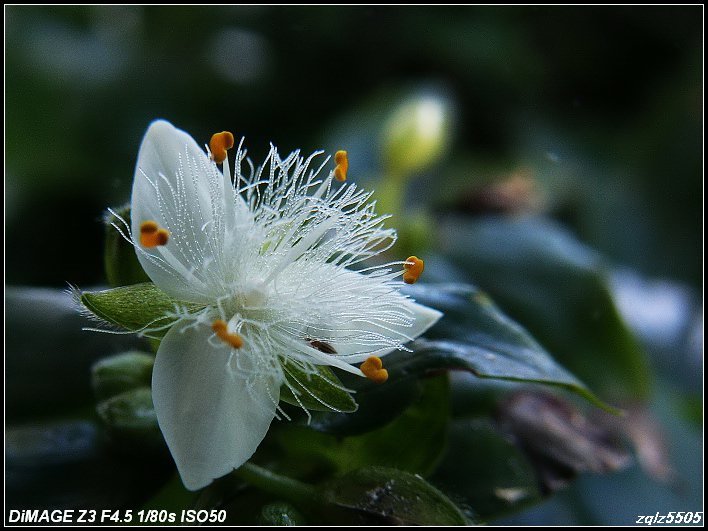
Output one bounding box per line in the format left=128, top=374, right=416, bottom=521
left=91, top=351, right=154, bottom=401
left=381, top=94, right=451, bottom=177
left=96, top=387, right=164, bottom=451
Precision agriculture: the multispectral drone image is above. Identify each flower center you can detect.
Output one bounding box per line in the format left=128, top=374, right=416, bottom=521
left=240, top=282, right=268, bottom=308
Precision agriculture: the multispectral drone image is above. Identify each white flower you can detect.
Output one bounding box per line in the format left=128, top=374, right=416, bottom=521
left=123, top=120, right=441, bottom=490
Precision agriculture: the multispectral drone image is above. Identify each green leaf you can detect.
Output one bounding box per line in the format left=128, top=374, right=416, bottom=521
left=104, top=206, right=150, bottom=287
left=280, top=362, right=357, bottom=413
left=276, top=376, right=449, bottom=476
left=436, top=216, right=651, bottom=400
left=307, top=375, right=422, bottom=436
left=431, top=418, right=542, bottom=519
left=400, top=283, right=618, bottom=413
left=258, top=502, right=306, bottom=525
left=79, top=282, right=205, bottom=339
left=322, top=466, right=470, bottom=525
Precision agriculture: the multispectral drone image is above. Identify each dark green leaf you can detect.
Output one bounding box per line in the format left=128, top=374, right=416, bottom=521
left=449, top=374, right=521, bottom=419
left=431, top=418, right=542, bottom=519
left=276, top=376, right=449, bottom=476
left=306, top=375, right=422, bottom=436
left=400, top=282, right=617, bottom=412
left=104, top=206, right=151, bottom=287
left=436, top=216, right=651, bottom=400
left=322, top=466, right=470, bottom=525
left=280, top=362, right=357, bottom=413
left=258, top=502, right=306, bottom=525
left=79, top=282, right=205, bottom=339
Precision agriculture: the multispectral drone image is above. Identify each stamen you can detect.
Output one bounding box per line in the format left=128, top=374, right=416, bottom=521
left=334, top=150, right=348, bottom=182
left=212, top=319, right=244, bottom=349
left=210, top=131, right=235, bottom=164
left=360, top=356, right=388, bottom=384
left=140, top=220, right=170, bottom=248
left=403, top=255, right=424, bottom=284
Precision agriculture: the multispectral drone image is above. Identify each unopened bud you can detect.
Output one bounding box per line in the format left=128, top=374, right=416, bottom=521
left=91, top=351, right=154, bottom=401
left=381, top=94, right=451, bottom=177
left=96, top=387, right=163, bottom=451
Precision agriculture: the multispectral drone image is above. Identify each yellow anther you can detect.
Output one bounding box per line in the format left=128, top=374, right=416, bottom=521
left=212, top=319, right=244, bottom=349
left=209, top=131, right=235, bottom=164
left=403, top=256, right=424, bottom=284
left=334, top=150, right=348, bottom=182
left=140, top=220, right=170, bottom=248
left=361, top=356, right=388, bottom=384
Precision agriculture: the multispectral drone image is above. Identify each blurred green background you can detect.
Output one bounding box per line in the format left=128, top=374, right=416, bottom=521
left=5, top=5, right=701, bottom=289
left=5, top=5, right=703, bottom=525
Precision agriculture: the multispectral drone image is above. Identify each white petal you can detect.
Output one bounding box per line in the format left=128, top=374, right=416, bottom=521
left=130, top=120, right=231, bottom=302
left=152, top=320, right=279, bottom=490
left=401, top=297, right=444, bottom=340
left=328, top=297, right=442, bottom=362
left=286, top=266, right=442, bottom=362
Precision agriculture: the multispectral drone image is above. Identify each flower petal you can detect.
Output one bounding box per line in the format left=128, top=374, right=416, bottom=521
left=130, top=120, right=234, bottom=302
left=286, top=266, right=442, bottom=363
left=152, top=320, right=279, bottom=490
left=327, top=297, right=442, bottom=362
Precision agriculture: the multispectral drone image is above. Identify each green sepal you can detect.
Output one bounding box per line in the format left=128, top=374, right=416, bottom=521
left=78, top=282, right=205, bottom=339
left=280, top=362, right=358, bottom=413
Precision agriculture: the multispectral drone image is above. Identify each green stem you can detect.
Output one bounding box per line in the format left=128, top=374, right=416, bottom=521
left=234, top=462, right=318, bottom=506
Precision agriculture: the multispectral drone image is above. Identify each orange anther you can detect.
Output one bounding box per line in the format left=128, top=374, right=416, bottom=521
left=209, top=131, right=235, bottom=164
left=140, top=220, right=158, bottom=234
left=212, top=319, right=244, bottom=349
left=334, top=150, right=348, bottom=182
left=140, top=220, right=170, bottom=248
left=403, top=256, right=424, bottom=284
left=360, top=356, right=388, bottom=384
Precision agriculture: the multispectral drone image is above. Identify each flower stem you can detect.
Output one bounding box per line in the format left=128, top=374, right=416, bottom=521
left=375, top=171, right=406, bottom=222
left=235, top=462, right=318, bottom=506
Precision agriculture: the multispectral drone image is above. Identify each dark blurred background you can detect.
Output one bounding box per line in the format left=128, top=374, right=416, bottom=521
left=5, top=6, right=702, bottom=289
